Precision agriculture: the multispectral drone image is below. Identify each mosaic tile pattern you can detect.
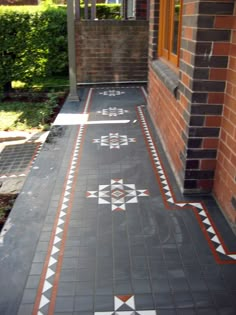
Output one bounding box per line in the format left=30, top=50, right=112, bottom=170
left=11, top=86, right=236, bottom=315
left=99, top=90, right=125, bottom=96
left=95, top=295, right=156, bottom=315
left=86, top=179, right=149, bottom=211
left=33, top=90, right=93, bottom=315
left=96, top=107, right=130, bottom=117
left=37, top=126, right=85, bottom=315
left=137, top=105, right=236, bottom=263
left=93, top=133, right=136, bottom=149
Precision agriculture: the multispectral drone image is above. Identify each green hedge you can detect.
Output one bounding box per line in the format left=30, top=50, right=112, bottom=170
left=0, top=6, right=68, bottom=91
left=0, top=4, right=121, bottom=92
left=80, top=4, right=121, bottom=20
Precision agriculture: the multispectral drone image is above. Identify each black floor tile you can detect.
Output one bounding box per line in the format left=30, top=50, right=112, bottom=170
left=153, top=292, right=175, bottom=309
left=74, top=295, right=94, bottom=311
left=94, top=295, right=114, bottom=311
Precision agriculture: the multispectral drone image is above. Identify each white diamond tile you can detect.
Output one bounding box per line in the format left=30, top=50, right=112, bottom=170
left=42, top=280, right=52, bottom=293
left=216, top=245, right=225, bottom=255
left=39, top=295, right=50, bottom=309
left=46, top=268, right=55, bottom=280
left=48, top=256, right=57, bottom=267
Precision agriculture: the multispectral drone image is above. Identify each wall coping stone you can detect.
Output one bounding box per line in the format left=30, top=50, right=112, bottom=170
left=76, top=20, right=149, bottom=25
left=151, top=59, right=179, bottom=97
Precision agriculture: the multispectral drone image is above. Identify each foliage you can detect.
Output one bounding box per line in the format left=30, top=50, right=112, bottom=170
left=80, top=4, right=121, bottom=20
left=12, top=76, right=69, bottom=90
left=0, top=93, right=59, bottom=131
left=0, top=6, right=68, bottom=93
left=0, top=195, right=16, bottom=223
left=0, top=4, right=121, bottom=93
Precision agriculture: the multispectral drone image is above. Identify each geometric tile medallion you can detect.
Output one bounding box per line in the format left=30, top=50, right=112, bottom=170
left=95, top=295, right=156, bottom=314
left=97, top=107, right=129, bottom=117
left=86, top=179, right=149, bottom=211
left=93, top=133, right=136, bottom=149
left=99, top=90, right=125, bottom=97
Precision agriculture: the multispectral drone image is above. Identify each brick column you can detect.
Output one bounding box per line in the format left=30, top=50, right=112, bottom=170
left=214, top=3, right=236, bottom=223
left=67, top=0, right=79, bottom=101
left=179, top=0, right=235, bottom=193
left=148, top=0, right=159, bottom=60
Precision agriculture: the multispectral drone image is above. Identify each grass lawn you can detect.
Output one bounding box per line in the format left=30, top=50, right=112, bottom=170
left=0, top=77, right=69, bottom=131
left=0, top=101, right=56, bottom=131
left=12, top=77, right=69, bottom=90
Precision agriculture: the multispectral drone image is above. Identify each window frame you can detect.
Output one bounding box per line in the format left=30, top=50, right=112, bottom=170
left=158, top=0, right=182, bottom=68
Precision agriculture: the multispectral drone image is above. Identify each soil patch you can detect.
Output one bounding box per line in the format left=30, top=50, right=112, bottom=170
left=0, top=194, right=18, bottom=232
left=1, top=91, right=67, bottom=132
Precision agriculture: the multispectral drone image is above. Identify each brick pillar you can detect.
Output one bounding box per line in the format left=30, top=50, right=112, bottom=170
left=214, top=3, right=236, bottom=223
left=148, top=0, right=159, bottom=60
left=67, top=0, right=79, bottom=100
left=179, top=0, right=235, bottom=193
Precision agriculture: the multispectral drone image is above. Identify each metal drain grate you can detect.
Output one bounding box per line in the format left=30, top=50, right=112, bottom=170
left=0, top=143, right=40, bottom=177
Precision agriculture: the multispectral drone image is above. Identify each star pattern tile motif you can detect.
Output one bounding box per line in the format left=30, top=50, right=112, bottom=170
left=23, top=87, right=236, bottom=315
left=95, top=295, right=156, bottom=314
left=86, top=179, right=149, bottom=211
left=99, top=90, right=125, bottom=96
left=93, top=133, right=136, bottom=149
left=97, top=107, right=129, bottom=117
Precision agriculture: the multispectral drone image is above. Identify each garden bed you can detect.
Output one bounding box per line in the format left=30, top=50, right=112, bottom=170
left=0, top=90, right=67, bottom=132
left=0, top=88, right=67, bottom=232
left=0, top=193, right=18, bottom=232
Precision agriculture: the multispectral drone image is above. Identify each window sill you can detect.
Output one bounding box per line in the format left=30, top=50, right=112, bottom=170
left=151, top=59, right=179, bottom=98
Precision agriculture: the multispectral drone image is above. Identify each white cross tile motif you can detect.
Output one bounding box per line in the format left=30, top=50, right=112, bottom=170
left=86, top=179, right=149, bottom=211
left=99, top=90, right=125, bottom=96
left=93, top=133, right=136, bottom=149
left=94, top=295, right=156, bottom=314
left=97, top=107, right=129, bottom=117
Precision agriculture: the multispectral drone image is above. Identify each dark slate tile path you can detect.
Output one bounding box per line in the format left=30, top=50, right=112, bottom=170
left=0, top=86, right=236, bottom=315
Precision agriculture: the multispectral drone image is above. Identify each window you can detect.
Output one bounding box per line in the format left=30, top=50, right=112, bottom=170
left=158, top=0, right=182, bottom=67
left=127, top=0, right=136, bottom=19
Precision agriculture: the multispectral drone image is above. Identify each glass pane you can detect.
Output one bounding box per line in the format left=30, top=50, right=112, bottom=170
left=171, top=0, right=181, bottom=55
left=164, top=0, right=171, bottom=50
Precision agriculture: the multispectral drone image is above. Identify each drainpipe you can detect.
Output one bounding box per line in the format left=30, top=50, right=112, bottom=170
left=67, top=0, right=80, bottom=101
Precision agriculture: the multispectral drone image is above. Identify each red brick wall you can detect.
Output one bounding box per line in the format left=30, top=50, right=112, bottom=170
left=214, top=5, right=236, bottom=223
left=148, top=68, right=186, bottom=184
left=75, top=20, right=148, bottom=83
left=148, top=0, right=236, bottom=226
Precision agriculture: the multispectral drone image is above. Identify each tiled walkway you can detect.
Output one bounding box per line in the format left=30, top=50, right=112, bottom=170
left=0, top=87, right=236, bottom=315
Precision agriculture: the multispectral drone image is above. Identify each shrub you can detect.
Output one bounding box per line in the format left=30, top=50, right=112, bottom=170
left=0, top=6, right=68, bottom=93
left=80, top=4, right=121, bottom=20
left=0, top=4, right=121, bottom=94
